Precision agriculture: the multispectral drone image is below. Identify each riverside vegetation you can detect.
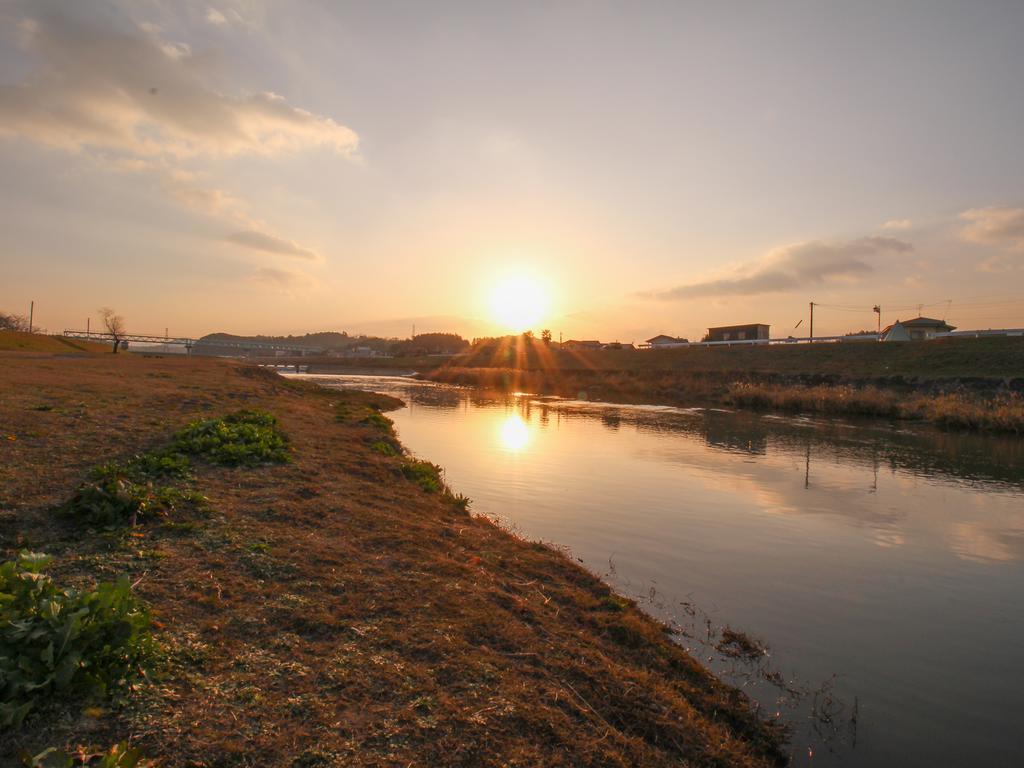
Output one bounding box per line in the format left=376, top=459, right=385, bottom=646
left=0, top=353, right=787, bottom=766
left=420, top=335, right=1024, bottom=434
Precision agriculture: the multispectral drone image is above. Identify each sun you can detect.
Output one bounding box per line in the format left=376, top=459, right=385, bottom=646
left=489, top=276, right=548, bottom=332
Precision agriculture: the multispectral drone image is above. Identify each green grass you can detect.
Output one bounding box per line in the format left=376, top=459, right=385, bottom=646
left=172, top=410, right=289, bottom=466
left=0, top=553, right=154, bottom=728
left=400, top=459, right=444, bottom=493
left=61, top=478, right=204, bottom=527
left=62, top=410, right=287, bottom=527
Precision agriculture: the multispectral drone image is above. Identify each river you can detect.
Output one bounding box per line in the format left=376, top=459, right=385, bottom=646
left=292, top=373, right=1024, bottom=767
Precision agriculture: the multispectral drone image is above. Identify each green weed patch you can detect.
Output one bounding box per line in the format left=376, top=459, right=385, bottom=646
left=61, top=478, right=205, bottom=527
left=370, top=440, right=399, bottom=456
left=400, top=459, right=444, bottom=493
left=361, top=410, right=394, bottom=433
left=0, top=553, right=153, bottom=728
left=23, top=742, right=155, bottom=768
left=173, top=410, right=289, bottom=466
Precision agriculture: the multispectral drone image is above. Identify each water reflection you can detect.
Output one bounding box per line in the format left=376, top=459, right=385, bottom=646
left=498, top=413, right=530, bottom=452
left=294, top=374, right=1024, bottom=768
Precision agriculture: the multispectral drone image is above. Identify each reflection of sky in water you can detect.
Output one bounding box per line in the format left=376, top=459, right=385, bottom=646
left=293, top=375, right=1024, bottom=768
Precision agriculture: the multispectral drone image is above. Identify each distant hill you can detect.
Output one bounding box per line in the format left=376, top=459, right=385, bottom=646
left=198, top=331, right=356, bottom=350
left=195, top=330, right=470, bottom=357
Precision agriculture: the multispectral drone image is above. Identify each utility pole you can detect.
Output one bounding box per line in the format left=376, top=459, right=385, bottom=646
left=86, top=318, right=90, bottom=336
left=28, top=301, right=34, bottom=334
left=809, top=301, right=814, bottom=342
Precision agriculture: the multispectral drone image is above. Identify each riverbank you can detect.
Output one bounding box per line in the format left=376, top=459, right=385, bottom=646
left=423, top=361, right=1024, bottom=434
left=0, top=354, right=786, bottom=766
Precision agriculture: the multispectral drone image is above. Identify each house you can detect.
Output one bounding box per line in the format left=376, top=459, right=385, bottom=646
left=602, top=342, right=637, bottom=351
left=561, top=339, right=602, bottom=351
left=705, top=324, right=770, bottom=342
left=645, top=334, right=689, bottom=348
left=881, top=316, right=955, bottom=342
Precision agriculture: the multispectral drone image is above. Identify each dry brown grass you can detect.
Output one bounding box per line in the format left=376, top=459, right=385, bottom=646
left=727, top=384, right=1024, bottom=434
left=0, top=330, right=110, bottom=354
left=0, top=354, right=786, bottom=767
left=426, top=367, right=1024, bottom=434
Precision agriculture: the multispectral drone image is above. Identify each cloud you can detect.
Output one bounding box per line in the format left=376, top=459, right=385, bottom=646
left=227, top=230, right=318, bottom=260
left=205, top=8, right=228, bottom=26
left=960, top=207, right=1024, bottom=251
left=0, top=5, right=359, bottom=159
left=0, top=4, right=342, bottom=279
left=646, top=237, right=913, bottom=300
left=882, top=218, right=913, bottom=230
left=250, top=266, right=317, bottom=294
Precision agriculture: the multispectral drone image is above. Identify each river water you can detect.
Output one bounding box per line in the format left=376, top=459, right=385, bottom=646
left=293, top=374, right=1024, bottom=767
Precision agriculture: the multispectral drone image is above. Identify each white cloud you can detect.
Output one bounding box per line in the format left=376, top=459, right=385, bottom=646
left=227, top=230, right=318, bottom=261
left=0, top=7, right=359, bottom=159
left=960, top=207, right=1024, bottom=251
left=882, top=218, right=913, bottom=230
left=205, top=8, right=227, bottom=26
left=0, top=4, right=349, bottom=277
left=646, top=237, right=913, bottom=300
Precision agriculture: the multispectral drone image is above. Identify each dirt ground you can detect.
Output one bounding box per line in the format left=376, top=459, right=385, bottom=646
left=0, top=352, right=786, bottom=767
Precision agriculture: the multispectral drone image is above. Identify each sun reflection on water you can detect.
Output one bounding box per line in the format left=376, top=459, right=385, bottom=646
left=498, top=413, right=530, bottom=452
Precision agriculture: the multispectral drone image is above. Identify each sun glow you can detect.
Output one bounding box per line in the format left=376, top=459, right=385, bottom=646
left=489, top=275, right=548, bottom=332
left=498, top=413, right=530, bottom=452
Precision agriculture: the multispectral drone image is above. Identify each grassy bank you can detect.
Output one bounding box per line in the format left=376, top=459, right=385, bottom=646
left=0, top=354, right=786, bottom=766
left=0, top=330, right=110, bottom=354
left=423, top=332, right=1024, bottom=434
left=450, top=335, right=1024, bottom=379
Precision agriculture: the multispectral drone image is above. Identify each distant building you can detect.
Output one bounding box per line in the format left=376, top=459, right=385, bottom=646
left=881, top=316, right=955, bottom=341
left=645, top=335, right=689, bottom=348
left=561, top=339, right=602, bottom=351
left=602, top=342, right=636, bottom=351
left=705, top=324, right=770, bottom=342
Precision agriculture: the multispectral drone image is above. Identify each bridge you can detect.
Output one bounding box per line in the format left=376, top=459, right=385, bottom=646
left=62, top=330, right=324, bottom=355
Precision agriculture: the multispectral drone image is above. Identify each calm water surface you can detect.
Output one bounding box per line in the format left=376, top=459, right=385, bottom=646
left=294, top=374, right=1024, bottom=767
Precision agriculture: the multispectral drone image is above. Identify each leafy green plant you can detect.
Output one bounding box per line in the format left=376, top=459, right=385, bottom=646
left=361, top=411, right=394, bottom=433
left=370, top=440, right=399, bottom=457
left=0, top=553, right=154, bottom=728
left=448, top=492, right=471, bottom=513
left=400, top=460, right=444, bottom=493
left=92, top=451, right=191, bottom=483
left=23, top=742, right=155, bottom=768
left=61, top=478, right=204, bottom=527
left=173, top=410, right=289, bottom=466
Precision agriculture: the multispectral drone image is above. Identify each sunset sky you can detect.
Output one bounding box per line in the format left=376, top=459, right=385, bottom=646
left=2, top=0, right=1024, bottom=342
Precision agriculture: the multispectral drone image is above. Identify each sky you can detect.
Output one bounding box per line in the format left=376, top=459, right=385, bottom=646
left=2, top=0, right=1024, bottom=342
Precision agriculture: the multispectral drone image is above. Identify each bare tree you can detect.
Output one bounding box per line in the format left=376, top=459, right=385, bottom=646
left=99, top=307, right=126, bottom=354
left=0, top=312, right=30, bottom=332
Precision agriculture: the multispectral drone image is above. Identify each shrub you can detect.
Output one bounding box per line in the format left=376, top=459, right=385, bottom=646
left=0, top=553, right=153, bottom=728
left=173, top=410, right=289, bottom=466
